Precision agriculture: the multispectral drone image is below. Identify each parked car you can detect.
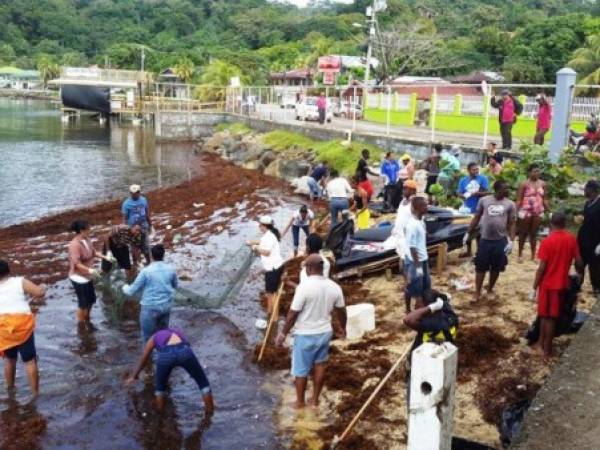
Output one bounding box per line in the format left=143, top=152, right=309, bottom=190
left=295, top=97, right=333, bottom=122
left=334, top=101, right=363, bottom=120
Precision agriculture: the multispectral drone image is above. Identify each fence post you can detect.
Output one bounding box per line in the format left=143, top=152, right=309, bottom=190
left=386, top=86, right=391, bottom=136
left=393, top=92, right=398, bottom=111
left=430, top=87, right=437, bottom=143
left=482, top=88, right=491, bottom=148
left=409, top=93, right=418, bottom=125
left=353, top=86, right=357, bottom=131
left=377, top=91, right=383, bottom=109
left=453, top=94, right=462, bottom=115
left=550, top=68, right=577, bottom=163
left=407, top=343, right=458, bottom=450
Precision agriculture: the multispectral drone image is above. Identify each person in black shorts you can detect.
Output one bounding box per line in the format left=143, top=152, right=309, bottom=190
left=100, top=224, right=143, bottom=281
left=465, top=181, right=517, bottom=301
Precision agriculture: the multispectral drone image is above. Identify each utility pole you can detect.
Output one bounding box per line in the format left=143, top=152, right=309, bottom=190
left=141, top=47, right=145, bottom=73
left=364, top=3, right=376, bottom=88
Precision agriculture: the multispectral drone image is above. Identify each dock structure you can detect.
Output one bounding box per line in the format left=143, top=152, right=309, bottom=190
left=49, top=67, right=225, bottom=122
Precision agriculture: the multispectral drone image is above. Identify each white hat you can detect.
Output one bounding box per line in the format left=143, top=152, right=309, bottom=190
left=129, top=184, right=141, bottom=193
left=258, top=215, right=273, bottom=225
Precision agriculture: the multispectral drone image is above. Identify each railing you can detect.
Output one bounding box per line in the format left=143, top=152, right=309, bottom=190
left=108, top=81, right=600, bottom=150
left=60, top=67, right=152, bottom=83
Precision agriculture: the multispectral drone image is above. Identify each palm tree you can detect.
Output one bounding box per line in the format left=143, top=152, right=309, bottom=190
left=36, top=55, right=60, bottom=89
left=174, top=57, right=195, bottom=83
left=568, top=34, right=600, bottom=86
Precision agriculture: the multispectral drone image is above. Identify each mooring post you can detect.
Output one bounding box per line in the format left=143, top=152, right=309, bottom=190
left=408, top=342, right=458, bottom=450
left=549, top=68, right=577, bottom=163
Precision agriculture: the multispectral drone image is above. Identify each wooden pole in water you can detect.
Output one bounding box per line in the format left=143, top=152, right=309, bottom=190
left=331, top=343, right=412, bottom=448
left=257, top=283, right=285, bottom=362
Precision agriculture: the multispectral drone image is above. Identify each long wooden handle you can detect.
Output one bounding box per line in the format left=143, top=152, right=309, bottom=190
left=335, top=344, right=412, bottom=445
left=257, top=283, right=285, bottom=362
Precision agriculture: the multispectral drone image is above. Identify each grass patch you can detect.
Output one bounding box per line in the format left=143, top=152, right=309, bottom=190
left=261, top=130, right=316, bottom=152
left=214, top=122, right=251, bottom=135
left=261, top=130, right=385, bottom=175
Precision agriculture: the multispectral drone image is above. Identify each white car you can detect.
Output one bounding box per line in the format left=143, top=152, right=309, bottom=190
left=334, top=101, right=363, bottom=119
left=295, top=97, right=333, bottom=122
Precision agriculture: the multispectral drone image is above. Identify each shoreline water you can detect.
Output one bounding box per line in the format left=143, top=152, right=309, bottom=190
left=0, top=88, right=58, bottom=101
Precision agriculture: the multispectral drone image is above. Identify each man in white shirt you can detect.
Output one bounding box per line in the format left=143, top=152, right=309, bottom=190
left=403, top=196, right=431, bottom=313
left=391, top=180, right=418, bottom=260
left=276, top=255, right=347, bottom=409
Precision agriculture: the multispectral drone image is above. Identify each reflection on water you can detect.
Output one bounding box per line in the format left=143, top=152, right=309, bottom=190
left=0, top=98, right=200, bottom=226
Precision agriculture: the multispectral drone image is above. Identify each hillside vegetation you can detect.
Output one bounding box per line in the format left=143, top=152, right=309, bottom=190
left=1, top=0, right=599, bottom=84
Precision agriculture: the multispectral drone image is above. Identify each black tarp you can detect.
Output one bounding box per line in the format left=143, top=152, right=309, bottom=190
left=61, top=84, right=111, bottom=114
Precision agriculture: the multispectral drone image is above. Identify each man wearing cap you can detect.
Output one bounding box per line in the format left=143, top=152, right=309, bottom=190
left=276, top=254, right=347, bottom=409
left=491, top=89, right=523, bottom=150
left=122, top=185, right=152, bottom=265
left=398, top=153, right=415, bottom=185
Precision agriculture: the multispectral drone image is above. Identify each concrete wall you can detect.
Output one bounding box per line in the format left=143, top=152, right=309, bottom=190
left=155, top=111, right=488, bottom=164
left=155, top=111, right=232, bottom=141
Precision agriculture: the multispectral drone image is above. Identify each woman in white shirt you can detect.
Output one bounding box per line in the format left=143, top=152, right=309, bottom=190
left=0, top=259, right=46, bottom=396
left=325, top=169, right=353, bottom=229
left=246, top=216, right=284, bottom=319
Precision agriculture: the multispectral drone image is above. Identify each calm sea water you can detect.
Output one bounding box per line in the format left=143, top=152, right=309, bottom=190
left=0, top=98, right=198, bottom=226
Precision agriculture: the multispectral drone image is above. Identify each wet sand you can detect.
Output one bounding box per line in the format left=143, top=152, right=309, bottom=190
left=268, top=251, right=596, bottom=449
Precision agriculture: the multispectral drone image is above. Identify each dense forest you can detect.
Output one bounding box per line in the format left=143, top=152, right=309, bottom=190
left=1, top=0, right=599, bottom=85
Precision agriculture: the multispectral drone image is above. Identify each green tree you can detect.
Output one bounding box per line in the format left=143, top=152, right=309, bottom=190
left=0, top=43, right=16, bottom=65
left=174, top=56, right=195, bottom=83
left=568, top=34, right=600, bottom=85
left=36, top=54, right=60, bottom=88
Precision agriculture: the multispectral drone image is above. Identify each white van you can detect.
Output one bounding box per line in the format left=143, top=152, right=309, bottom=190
left=295, top=97, right=333, bottom=122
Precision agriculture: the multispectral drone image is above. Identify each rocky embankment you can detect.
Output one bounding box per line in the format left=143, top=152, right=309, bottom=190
left=200, top=130, right=315, bottom=181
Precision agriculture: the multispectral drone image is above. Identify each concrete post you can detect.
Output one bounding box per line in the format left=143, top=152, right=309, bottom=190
left=408, top=342, right=458, bottom=450
left=453, top=95, right=462, bottom=115
left=549, top=68, right=577, bottom=163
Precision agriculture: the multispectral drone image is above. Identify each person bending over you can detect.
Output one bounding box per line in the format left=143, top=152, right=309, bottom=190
left=126, top=327, right=214, bottom=414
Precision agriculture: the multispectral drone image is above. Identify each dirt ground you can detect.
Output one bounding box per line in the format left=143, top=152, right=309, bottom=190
left=0, top=153, right=288, bottom=285
left=270, top=248, right=597, bottom=450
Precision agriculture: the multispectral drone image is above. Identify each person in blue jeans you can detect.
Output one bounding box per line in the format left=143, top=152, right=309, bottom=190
left=123, top=244, right=178, bottom=344
left=404, top=196, right=431, bottom=313
left=125, top=328, right=214, bottom=414
left=122, top=184, right=152, bottom=265
left=306, top=161, right=329, bottom=201
left=325, top=169, right=353, bottom=229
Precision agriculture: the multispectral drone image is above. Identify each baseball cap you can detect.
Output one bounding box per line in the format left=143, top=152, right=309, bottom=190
left=404, top=180, right=418, bottom=189
left=129, top=184, right=141, bottom=193
left=401, top=153, right=411, bottom=161
left=259, top=215, right=273, bottom=225
left=501, top=89, right=510, bottom=96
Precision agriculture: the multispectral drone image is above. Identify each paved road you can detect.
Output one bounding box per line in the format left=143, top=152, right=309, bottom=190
left=246, top=104, right=500, bottom=149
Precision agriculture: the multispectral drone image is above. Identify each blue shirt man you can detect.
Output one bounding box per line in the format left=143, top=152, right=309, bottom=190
left=123, top=244, right=178, bottom=343
left=122, top=184, right=152, bottom=264
left=457, top=163, right=490, bottom=213
left=380, top=152, right=400, bottom=185
left=122, top=185, right=151, bottom=230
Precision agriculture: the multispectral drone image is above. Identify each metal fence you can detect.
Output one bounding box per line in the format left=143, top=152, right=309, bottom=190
left=144, top=82, right=600, bottom=150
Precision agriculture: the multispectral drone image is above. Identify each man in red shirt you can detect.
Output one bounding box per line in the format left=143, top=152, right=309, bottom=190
left=532, top=212, right=583, bottom=360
